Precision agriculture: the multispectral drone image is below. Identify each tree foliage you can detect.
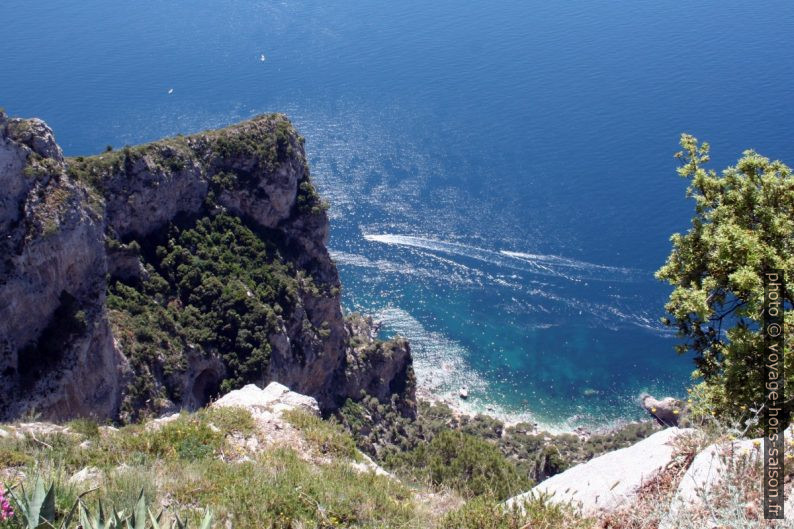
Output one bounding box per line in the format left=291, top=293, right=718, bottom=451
left=387, top=429, right=530, bottom=500
left=657, top=134, right=794, bottom=422
left=108, top=213, right=313, bottom=421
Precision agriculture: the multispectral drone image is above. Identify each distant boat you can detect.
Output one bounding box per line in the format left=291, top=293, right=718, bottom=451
left=260, top=54, right=266, bottom=62
left=459, top=386, right=469, bottom=399
left=167, top=88, right=174, bottom=94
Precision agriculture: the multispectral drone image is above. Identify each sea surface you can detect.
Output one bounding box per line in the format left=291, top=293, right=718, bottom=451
left=3, top=1, right=793, bottom=429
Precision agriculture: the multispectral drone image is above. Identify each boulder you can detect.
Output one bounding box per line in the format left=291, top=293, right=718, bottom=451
left=350, top=453, right=394, bottom=479
left=68, top=466, right=102, bottom=487
left=144, top=412, right=182, bottom=432
left=641, top=394, right=681, bottom=427
left=505, top=427, right=693, bottom=516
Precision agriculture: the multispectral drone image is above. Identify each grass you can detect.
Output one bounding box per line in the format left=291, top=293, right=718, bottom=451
left=439, top=494, right=591, bottom=529
left=282, top=409, right=360, bottom=461
left=0, top=409, right=440, bottom=528
left=8, top=406, right=780, bottom=528
left=0, top=405, right=594, bottom=529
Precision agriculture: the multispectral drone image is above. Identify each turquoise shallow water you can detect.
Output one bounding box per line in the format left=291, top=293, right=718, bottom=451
left=2, top=1, right=793, bottom=428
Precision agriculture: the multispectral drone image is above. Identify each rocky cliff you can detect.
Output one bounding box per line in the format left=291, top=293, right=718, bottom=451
left=0, top=110, right=415, bottom=422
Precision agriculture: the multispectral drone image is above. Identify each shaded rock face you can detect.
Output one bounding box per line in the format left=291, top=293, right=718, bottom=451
left=0, top=110, right=414, bottom=422
left=0, top=114, right=124, bottom=421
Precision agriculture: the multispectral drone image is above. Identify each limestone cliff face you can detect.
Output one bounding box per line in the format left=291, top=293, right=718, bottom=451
left=0, top=111, right=415, bottom=422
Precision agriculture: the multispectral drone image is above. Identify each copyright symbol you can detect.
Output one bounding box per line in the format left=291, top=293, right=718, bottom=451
left=767, top=323, right=782, bottom=337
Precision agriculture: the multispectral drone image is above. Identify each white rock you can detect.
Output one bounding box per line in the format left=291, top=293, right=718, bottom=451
left=505, top=427, right=693, bottom=517
left=0, top=428, right=9, bottom=439
left=212, top=382, right=320, bottom=418
left=350, top=452, right=394, bottom=479
left=245, top=436, right=260, bottom=452
left=68, top=466, right=101, bottom=486
left=145, top=412, right=181, bottom=432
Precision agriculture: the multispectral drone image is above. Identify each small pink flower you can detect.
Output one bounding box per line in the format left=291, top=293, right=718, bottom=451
left=0, top=487, right=14, bottom=521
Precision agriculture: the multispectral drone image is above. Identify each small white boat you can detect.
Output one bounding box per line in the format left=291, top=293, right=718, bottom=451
left=459, top=387, right=469, bottom=399
left=167, top=88, right=174, bottom=94
left=260, top=54, right=267, bottom=62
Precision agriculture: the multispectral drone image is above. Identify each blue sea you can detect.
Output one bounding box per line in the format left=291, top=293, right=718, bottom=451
left=3, top=1, right=793, bottom=429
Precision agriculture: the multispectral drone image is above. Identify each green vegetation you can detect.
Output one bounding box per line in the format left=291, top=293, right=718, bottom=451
left=657, top=135, right=794, bottom=425
left=387, top=430, right=530, bottom=500
left=108, top=212, right=321, bottom=421
left=0, top=410, right=445, bottom=528
left=438, top=494, right=590, bottom=529
left=4, top=477, right=212, bottom=529
left=282, top=410, right=359, bottom=460
left=339, top=397, right=659, bottom=487
left=211, top=119, right=291, bottom=175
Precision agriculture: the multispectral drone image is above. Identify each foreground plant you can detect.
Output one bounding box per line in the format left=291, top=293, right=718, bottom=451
left=5, top=481, right=211, bottom=529
left=657, top=134, right=794, bottom=425
left=5, top=477, right=77, bottom=529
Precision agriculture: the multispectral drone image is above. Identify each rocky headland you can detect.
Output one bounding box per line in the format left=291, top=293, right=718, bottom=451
left=0, top=111, right=414, bottom=423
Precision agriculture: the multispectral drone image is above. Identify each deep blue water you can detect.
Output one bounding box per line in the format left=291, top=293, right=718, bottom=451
left=3, top=1, right=793, bottom=428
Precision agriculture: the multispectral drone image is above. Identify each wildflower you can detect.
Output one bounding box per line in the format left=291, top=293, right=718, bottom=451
left=673, top=409, right=680, bottom=415
left=0, top=486, right=14, bottom=521
left=651, top=407, right=657, bottom=413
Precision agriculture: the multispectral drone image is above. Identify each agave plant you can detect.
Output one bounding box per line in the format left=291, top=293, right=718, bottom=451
left=117, top=491, right=212, bottom=529
left=79, top=500, right=126, bottom=529
left=171, top=510, right=213, bottom=529
left=7, top=482, right=212, bottom=529
left=5, top=477, right=78, bottom=529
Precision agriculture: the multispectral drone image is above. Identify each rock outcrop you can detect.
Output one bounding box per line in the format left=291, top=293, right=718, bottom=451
left=505, top=427, right=693, bottom=517
left=0, top=110, right=415, bottom=422
left=660, top=426, right=794, bottom=527
left=212, top=382, right=392, bottom=476
left=640, top=394, right=682, bottom=427
left=213, top=382, right=320, bottom=418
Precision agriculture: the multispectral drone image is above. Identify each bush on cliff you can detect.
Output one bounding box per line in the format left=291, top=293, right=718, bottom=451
left=387, top=430, right=531, bottom=500
left=657, top=135, right=794, bottom=426
left=108, top=212, right=317, bottom=421
left=340, top=397, right=659, bottom=487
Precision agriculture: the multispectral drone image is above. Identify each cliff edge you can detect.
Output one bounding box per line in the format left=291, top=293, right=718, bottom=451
left=0, top=110, right=415, bottom=422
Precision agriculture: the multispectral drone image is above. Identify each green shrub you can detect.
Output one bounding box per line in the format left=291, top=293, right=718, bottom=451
left=108, top=212, right=312, bottom=421
left=130, top=415, right=222, bottom=462
left=0, top=447, right=34, bottom=467
left=389, top=430, right=530, bottom=500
